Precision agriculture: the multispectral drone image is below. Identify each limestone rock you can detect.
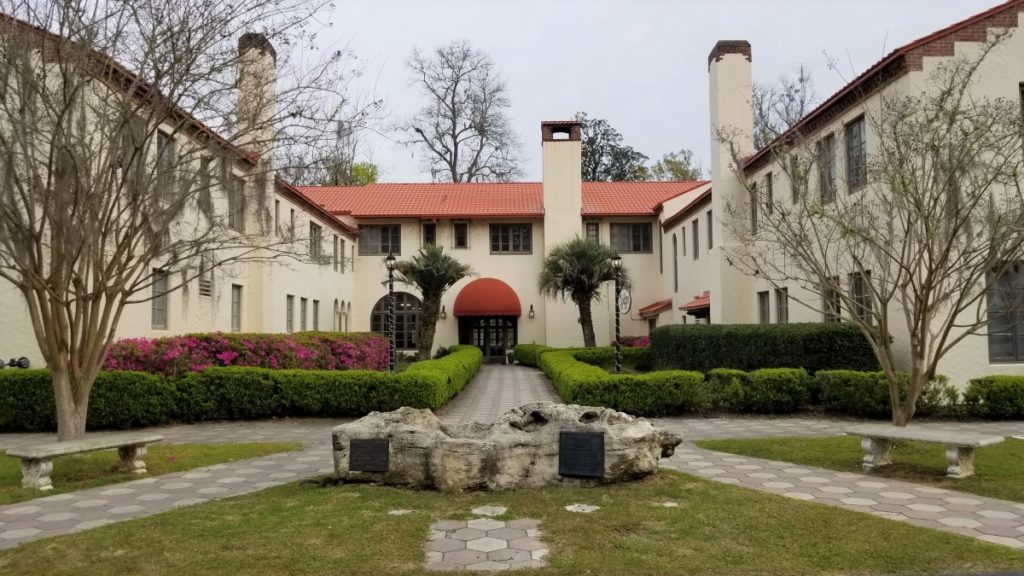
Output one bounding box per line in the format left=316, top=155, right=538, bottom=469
left=332, top=402, right=682, bottom=492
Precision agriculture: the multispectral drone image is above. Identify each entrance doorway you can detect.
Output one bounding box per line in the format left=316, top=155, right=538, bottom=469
left=458, top=316, right=517, bottom=362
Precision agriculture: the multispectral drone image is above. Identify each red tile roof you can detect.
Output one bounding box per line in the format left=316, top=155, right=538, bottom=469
left=679, top=291, right=710, bottom=311
left=744, top=0, right=1024, bottom=172
left=638, top=298, right=673, bottom=318
left=297, top=181, right=707, bottom=219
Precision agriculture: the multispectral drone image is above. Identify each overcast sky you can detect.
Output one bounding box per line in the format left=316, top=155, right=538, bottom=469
left=322, top=0, right=999, bottom=182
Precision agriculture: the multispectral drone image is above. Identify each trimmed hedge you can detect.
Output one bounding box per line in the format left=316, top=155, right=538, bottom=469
left=515, top=344, right=651, bottom=371
left=0, top=346, right=483, bottom=432
left=650, top=323, right=878, bottom=373
left=706, top=368, right=810, bottom=414
left=514, top=344, right=554, bottom=368
left=538, top=350, right=706, bottom=416
left=817, top=370, right=958, bottom=418
left=965, top=376, right=1024, bottom=419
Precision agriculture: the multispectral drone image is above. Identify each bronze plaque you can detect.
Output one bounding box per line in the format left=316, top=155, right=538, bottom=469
left=559, top=431, right=605, bottom=478
left=349, top=438, right=389, bottom=473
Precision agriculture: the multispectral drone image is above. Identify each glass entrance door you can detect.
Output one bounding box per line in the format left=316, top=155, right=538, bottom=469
left=459, top=316, right=517, bottom=362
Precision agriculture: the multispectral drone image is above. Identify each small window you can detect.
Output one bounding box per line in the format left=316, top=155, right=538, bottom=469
left=231, top=284, right=242, bottom=332
left=490, top=223, right=532, bottom=254
left=300, top=297, right=308, bottom=331
left=818, top=133, right=837, bottom=204
left=423, top=222, right=437, bottom=247
left=692, top=219, right=699, bottom=260
left=609, top=223, right=653, bottom=254
left=672, top=234, right=678, bottom=293
left=289, top=209, right=296, bottom=240
left=333, top=235, right=339, bottom=271
left=312, top=299, right=320, bottom=331
left=750, top=182, right=759, bottom=235
left=706, top=210, right=713, bottom=249
left=757, top=291, right=770, bottom=325
left=823, top=277, right=842, bottom=322
left=846, top=116, right=867, bottom=191
left=988, top=262, right=1024, bottom=363
left=286, top=295, right=294, bottom=333
left=681, top=225, right=686, bottom=256
left=849, top=271, right=874, bottom=326
left=309, top=222, right=323, bottom=259
left=775, top=287, right=789, bottom=324
left=151, top=270, right=169, bottom=330
left=274, top=199, right=281, bottom=234
left=453, top=222, right=469, bottom=249
left=585, top=222, right=600, bottom=243
left=359, top=224, right=401, bottom=256
left=228, top=175, right=246, bottom=233
left=198, top=256, right=213, bottom=297
left=340, top=239, right=346, bottom=274
left=765, top=172, right=774, bottom=215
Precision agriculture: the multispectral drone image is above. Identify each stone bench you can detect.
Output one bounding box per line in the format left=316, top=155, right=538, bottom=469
left=845, top=424, right=1004, bottom=479
left=5, top=432, right=164, bottom=490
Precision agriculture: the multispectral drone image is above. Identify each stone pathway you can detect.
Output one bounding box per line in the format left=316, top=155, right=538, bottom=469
left=425, top=510, right=547, bottom=571
left=665, top=441, right=1024, bottom=549
left=436, top=364, right=560, bottom=425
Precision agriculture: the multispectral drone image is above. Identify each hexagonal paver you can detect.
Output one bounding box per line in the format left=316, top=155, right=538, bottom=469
left=977, top=535, right=1024, bottom=549
left=782, top=492, right=815, bottom=501
left=799, top=476, right=830, bottom=484
left=449, top=527, right=486, bottom=541
left=161, top=481, right=194, bottom=490
left=467, top=518, right=505, bottom=531
left=748, top=472, right=777, bottom=479
left=938, top=517, right=983, bottom=528
left=505, top=519, right=539, bottom=530
left=907, top=504, right=946, bottom=513
left=0, top=528, right=42, bottom=540
left=466, top=561, right=511, bottom=571
left=73, top=519, right=114, bottom=530
left=819, top=486, right=853, bottom=494
left=467, top=537, right=507, bottom=552
left=428, top=538, right=465, bottom=553
left=472, top=506, right=507, bottom=517
left=564, top=504, right=599, bottom=513
left=443, top=549, right=487, bottom=564
left=944, top=497, right=983, bottom=506
left=388, top=509, right=413, bottom=516
left=197, top=487, right=229, bottom=495
left=734, top=464, right=762, bottom=470
left=70, top=499, right=109, bottom=509
left=99, top=488, right=135, bottom=496
left=136, top=493, right=171, bottom=502
left=762, top=481, right=794, bottom=490
left=856, top=481, right=888, bottom=489
left=488, top=548, right=531, bottom=562
left=488, top=528, right=527, bottom=540
left=216, top=477, right=246, bottom=484
left=37, top=512, right=78, bottom=523
left=3, top=505, right=42, bottom=515
left=978, top=509, right=1020, bottom=520
left=841, top=498, right=878, bottom=507
left=879, top=491, right=915, bottom=500
left=509, top=537, right=546, bottom=551
left=531, top=548, right=550, bottom=560
left=109, top=505, right=146, bottom=515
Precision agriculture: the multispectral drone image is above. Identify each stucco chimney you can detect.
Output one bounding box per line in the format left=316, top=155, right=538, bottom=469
left=237, top=32, right=277, bottom=164
left=707, top=40, right=753, bottom=325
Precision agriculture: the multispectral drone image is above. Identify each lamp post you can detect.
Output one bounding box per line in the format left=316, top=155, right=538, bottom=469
left=611, top=253, right=622, bottom=374
left=385, top=252, right=397, bottom=373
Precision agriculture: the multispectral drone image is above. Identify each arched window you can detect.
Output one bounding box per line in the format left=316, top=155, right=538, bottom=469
left=333, top=299, right=340, bottom=331
left=340, top=299, right=347, bottom=332
left=371, top=292, right=422, bottom=350
left=345, top=302, right=351, bottom=332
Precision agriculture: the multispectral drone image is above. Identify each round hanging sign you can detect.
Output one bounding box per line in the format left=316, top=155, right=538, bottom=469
left=616, top=289, right=632, bottom=315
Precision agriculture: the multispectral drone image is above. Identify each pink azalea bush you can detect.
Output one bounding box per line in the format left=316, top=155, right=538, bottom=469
left=104, top=332, right=389, bottom=376
left=620, top=335, right=650, bottom=347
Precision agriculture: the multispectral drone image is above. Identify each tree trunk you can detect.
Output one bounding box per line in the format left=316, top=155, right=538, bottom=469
left=576, top=298, right=596, bottom=347
left=52, top=367, right=89, bottom=441
left=418, top=298, right=440, bottom=359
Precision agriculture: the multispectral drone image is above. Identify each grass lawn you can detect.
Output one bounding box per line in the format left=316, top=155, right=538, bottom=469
left=697, top=436, right=1024, bottom=503
left=0, top=442, right=301, bottom=505
left=0, top=471, right=1021, bottom=575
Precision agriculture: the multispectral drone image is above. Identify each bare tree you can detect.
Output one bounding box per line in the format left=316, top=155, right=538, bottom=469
left=752, top=65, right=817, bottom=151
left=0, top=0, right=362, bottom=440
left=404, top=40, right=521, bottom=182
left=721, top=34, right=1024, bottom=425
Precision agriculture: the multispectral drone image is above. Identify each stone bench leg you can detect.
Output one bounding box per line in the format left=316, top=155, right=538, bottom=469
left=21, top=458, right=53, bottom=490
left=118, top=445, right=149, bottom=474
left=860, top=437, right=893, bottom=471
left=945, top=446, right=976, bottom=478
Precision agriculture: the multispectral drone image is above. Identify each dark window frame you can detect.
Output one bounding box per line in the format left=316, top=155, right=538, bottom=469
left=453, top=222, right=469, bottom=249
left=845, top=115, right=868, bottom=192
left=489, top=223, right=533, bottom=254
left=775, top=287, right=789, bottom=324
left=610, top=223, right=653, bottom=254
left=757, top=290, right=770, bottom=325
left=371, top=292, right=423, bottom=350
left=988, top=262, right=1024, bottom=363
left=358, top=224, right=402, bottom=256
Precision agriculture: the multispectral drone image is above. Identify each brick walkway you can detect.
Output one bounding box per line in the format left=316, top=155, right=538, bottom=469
left=435, top=364, right=560, bottom=425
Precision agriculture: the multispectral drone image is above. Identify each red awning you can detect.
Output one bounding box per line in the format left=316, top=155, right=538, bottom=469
left=638, top=298, right=673, bottom=318
left=679, top=291, right=710, bottom=311
left=453, top=278, right=522, bottom=317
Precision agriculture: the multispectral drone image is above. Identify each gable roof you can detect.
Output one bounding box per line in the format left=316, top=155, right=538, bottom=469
left=297, top=181, right=708, bottom=219
left=744, top=0, right=1024, bottom=173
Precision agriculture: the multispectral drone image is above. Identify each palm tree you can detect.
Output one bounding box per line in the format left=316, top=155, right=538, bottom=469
left=538, top=237, right=629, bottom=347
left=394, top=244, right=474, bottom=358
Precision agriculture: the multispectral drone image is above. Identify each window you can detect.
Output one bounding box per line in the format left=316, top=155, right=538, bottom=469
left=692, top=219, right=699, bottom=260
left=340, top=239, right=346, bottom=273
left=422, top=222, right=436, bottom=246
left=289, top=209, right=296, bottom=240
left=707, top=210, right=713, bottom=249
left=672, top=234, right=679, bottom=293
left=988, top=262, right=1024, bottom=363
left=490, top=223, right=533, bottom=254
left=359, top=224, right=401, bottom=255
left=610, top=223, right=652, bottom=254
left=775, top=287, right=789, bottom=324
left=228, top=175, right=246, bottom=233
left=312, top=300, right=320, bottom=331
left=333, top=235, right=339, bottom=271
left=231, top=284, right=242, bottom=332
left=453, top=222, right=469, bottom=249
left=765, top=172, right=774, bottom=215
left=370, top=292, right=423, bottom=350
left=750, top=182, right=759, bottom=235
left=846, top=116, right=867, bottom=191
left=849, top=271, right=874, bottom=326
left=274, top=199, right=281, bottom=234
left=757, top=291, right=770, bottom=324
left=818, top=133, right=837, bottom=203
left=198, top=255, right=213, bottom=297
left=648, top=318, right=657, bottom=334
left=823, top=277, right=842, bottom=322
left=286, top=295, right=294, bottom=333
left=151, top=270, right=169, bottom=329
left=585, top=222, right=600, bottom=243
left=681, top=225, right=686, bottom=256
left=659, top=231, right=663, bottom=274
left=309, top=222, right=323, bottom=259
left=300, top=297, right=308, bottom=331
left=156, top=131, right=175, bottom=183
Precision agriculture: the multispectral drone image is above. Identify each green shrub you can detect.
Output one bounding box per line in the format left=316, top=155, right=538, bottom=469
left=741, top=368, right=811, bottom=413
left=562, top=347, right=653, bottom=372
left=650, top=323, right=878, bottom=373
left=964, top=376, right=1024, bottom=419
left=817, top=370, right=958, bottom=418
left=538, top=350, right=706, bottom=416
left=514, top=344, right=553, bottom=367
left=0, top=346, right=483, bottom=432
left=705, top=368, right=749, bottom=411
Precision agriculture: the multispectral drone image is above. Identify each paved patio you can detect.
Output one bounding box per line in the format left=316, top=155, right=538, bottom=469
left=0, top=364, right=1022, bottom=552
